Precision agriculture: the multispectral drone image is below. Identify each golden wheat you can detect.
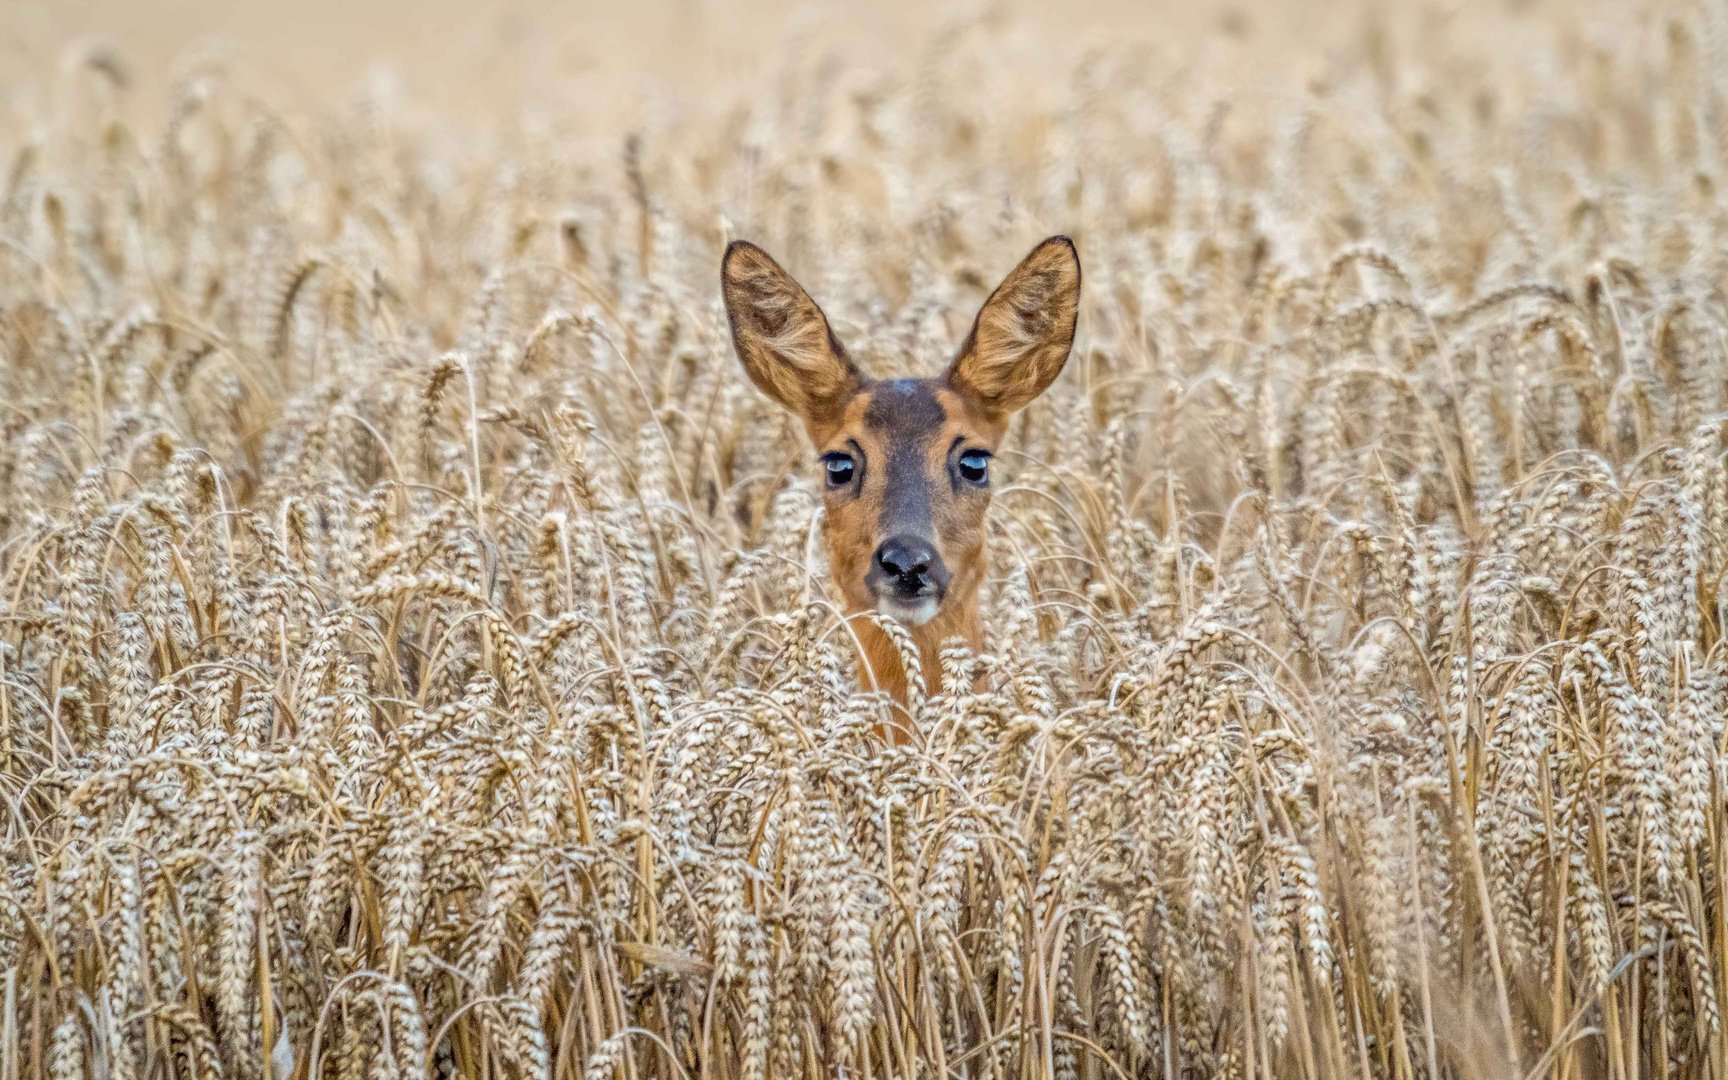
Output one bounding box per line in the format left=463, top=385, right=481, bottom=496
left=3, top=2, right=1728, bottom=1077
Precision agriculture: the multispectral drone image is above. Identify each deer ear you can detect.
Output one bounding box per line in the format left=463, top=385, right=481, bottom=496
left=946, top=236, right=1080, bottom=417
left=722, top=241, right=861, bottom=423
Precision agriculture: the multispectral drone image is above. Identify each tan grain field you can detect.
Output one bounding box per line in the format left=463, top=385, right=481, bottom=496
left=2, top=0, right=1726, bottom=1076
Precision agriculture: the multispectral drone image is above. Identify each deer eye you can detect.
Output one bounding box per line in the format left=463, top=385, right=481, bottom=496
left=822, top=452, right=856, bottom=488
left=957, top=449, right=991, bottom=486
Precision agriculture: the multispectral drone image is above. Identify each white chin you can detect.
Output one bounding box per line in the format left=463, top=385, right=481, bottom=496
left=878, top=596, right=940, bottom=627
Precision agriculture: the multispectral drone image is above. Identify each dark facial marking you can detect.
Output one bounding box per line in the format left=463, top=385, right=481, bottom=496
left=863, top=379, right=947, bottom=538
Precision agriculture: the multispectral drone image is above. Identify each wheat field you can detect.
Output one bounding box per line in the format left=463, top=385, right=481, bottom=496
left=3, top=0, right=1728, bottom=1077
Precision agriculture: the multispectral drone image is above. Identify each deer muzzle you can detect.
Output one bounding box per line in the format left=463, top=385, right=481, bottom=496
left=867, top=535, right=950, bottom=626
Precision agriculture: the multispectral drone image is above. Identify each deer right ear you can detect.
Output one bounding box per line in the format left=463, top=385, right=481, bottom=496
left=722, top=241, right=860, bottom=423
left=946, top=236, right=1080, bottom=419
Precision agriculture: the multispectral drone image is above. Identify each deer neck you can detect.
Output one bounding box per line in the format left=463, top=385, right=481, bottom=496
left=849, top=578, right=983, bottom=741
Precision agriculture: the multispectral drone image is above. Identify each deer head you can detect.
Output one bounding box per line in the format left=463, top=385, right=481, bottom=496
left=721, top=235, right=1080, bottom=734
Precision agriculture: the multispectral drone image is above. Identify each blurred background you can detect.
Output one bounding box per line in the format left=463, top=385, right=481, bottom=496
left=4, top=0, right=1661, bottom=142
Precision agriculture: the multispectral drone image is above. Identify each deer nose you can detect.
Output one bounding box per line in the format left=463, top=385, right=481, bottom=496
left=874, top=537, right=939, bottom=591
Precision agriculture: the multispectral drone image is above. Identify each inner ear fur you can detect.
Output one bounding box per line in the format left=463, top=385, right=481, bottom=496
left=721, top=240, right=860, bottom=423
left=946, top=235, right=1081, bottom=417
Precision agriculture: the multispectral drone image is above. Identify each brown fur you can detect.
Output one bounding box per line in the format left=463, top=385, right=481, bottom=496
left=721, top=236, right=1081, bottom=741
left=721, top=241, right=861, bottom=424
left=949, top=237, right=1081, bottom=418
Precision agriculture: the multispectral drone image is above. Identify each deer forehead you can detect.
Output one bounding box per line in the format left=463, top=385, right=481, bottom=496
left=822, top=378, right=1000, bottom=455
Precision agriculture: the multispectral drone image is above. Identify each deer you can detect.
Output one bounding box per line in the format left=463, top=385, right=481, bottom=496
left=721, top=235, right=1081, bottom=740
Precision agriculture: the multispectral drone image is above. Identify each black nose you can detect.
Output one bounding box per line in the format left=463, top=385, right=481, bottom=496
left=875, top=537, right=934, bottom=586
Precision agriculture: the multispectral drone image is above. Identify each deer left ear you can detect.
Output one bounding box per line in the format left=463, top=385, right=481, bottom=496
left=722, top=240, right=861, bottom=425
left=946, top=236, right=1080, bottom=417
